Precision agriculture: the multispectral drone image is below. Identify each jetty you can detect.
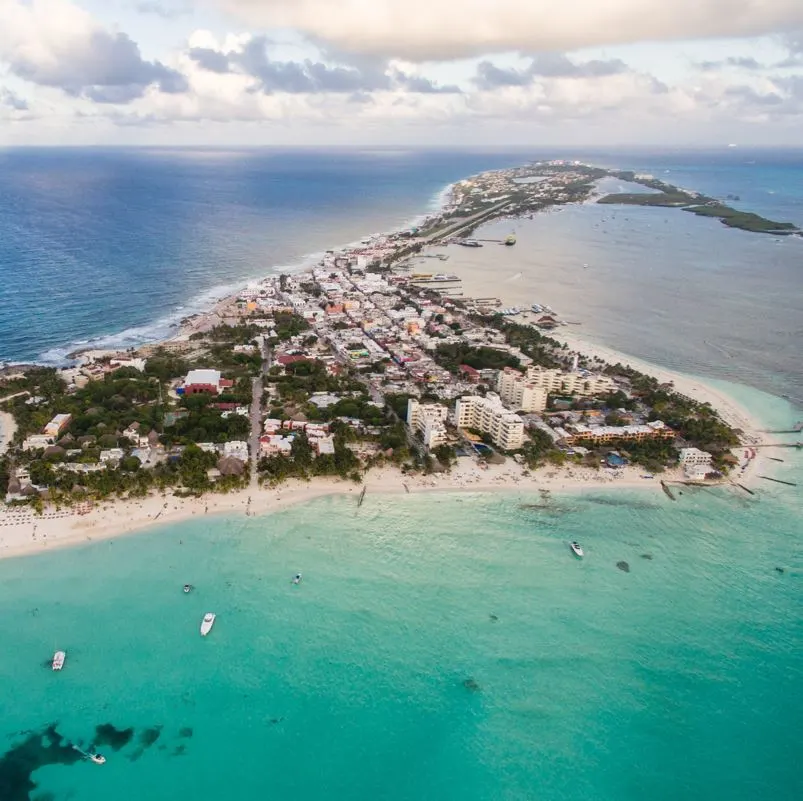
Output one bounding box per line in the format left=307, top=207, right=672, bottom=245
left=758, top=475, right=798, bottom=487
left=357, top=485, right=367, bottom=507
left=660, top=481, right=676, bottom=501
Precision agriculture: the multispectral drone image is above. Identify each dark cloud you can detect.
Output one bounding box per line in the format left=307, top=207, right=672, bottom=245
left=0, top=88, right=29, bottom=111
left=192, top=37, right=460, bottom=94
left=189, top=48, right=232, bottom=74
left=133, top=1, right=191, bottom=18
left=9, top=29, right=187, bottom=103
left=723, top=85, right=784, bottom=105
left=474, top=54, right=628, bottom=89
left=697, top=56, right=765, bottom=71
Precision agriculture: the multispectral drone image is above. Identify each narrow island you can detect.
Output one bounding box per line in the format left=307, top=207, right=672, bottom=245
left=0, top=159, right=794, bottom=555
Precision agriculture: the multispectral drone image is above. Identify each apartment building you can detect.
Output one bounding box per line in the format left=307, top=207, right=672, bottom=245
left=406, top=398, right=449, bottom=450
left=454, top=393, right=525, bottom=451
left=496, top=367, right=548, bottom=412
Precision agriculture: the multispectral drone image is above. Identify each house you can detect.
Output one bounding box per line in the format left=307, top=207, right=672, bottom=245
left=99, top=448, right=125, bottom=465
left=44, top=414, right=72, bottom=437
left=22, top=434, right=55, bottom=451
left=260, top=434, right=294, bottom=457
left=458, top=364, right=481, bottom=383
left=222, top=441, right=249, bottom=461
left=180, top=369, right=234, bottom=396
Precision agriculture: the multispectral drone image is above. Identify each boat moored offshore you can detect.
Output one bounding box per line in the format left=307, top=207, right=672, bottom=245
left=570, top=541, right=584, bottom=558
left=200, top=613, right=216, bottom=636
left=52, top=650, right=66, bottom=671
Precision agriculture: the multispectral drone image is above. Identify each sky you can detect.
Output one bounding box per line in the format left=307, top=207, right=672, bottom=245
left=1, top=0, right=803, bottom=146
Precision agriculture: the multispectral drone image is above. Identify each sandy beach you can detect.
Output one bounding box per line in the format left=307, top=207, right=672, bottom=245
left=0, top=440, right=768, bottom=563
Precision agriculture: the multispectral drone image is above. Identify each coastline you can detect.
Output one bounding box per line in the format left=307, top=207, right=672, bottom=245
left=2, top=160, right=796, bottom=562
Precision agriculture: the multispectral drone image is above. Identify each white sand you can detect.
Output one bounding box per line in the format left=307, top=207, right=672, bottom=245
left=0, top=461, right=693, bottom=561
left=0, top=410, right=17, bottom=456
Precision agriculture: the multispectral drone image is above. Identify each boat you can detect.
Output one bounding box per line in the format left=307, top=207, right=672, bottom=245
left=292, top=573, right=302, bottom=585
left=183, top=584, right=192, bottom=593
left=570, top=541, right=584, bottom=558
left=52, top=650, right=66, bottom=671
left=504, top=234, right=516, bottom=246
left=72, top=745, right=105, bottom=765
left=200, top=612, right=216, bottom=636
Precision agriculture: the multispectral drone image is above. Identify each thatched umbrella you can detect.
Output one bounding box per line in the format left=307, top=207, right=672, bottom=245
left=217, top=456, right=245, bottom=477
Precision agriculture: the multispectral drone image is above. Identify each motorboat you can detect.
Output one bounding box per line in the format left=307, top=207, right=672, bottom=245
left=52, top=650, right=66, bottom=671
left=200, top=612, right=216, bottom=636
left=183, top=584, right=192, bottom=594
left=570, top=541, right=584, bottom=558
left=89, top=753, right=106, bottom=765
left=292, top=573, right=302, bottom=585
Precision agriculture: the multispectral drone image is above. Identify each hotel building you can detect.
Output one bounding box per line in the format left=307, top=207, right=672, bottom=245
left=496, top=367, right=548, bottom=412
left=406, top=399, right=449, bottom=450
left=454, top=393, right=525, bottom=451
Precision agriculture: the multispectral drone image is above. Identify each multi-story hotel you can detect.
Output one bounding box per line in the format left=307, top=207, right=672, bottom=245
left=523, top=366, right=617, bottom=398
left=406, top=399, right=449, bottom=450
left=454, top=393, right=525, bottom=451
left=496, top=367, right=548, bottom=412
left=566, top=420, right=673, bottom=444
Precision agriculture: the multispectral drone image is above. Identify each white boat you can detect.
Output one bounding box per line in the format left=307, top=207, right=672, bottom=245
left=52, top=650, right=66, bottom=671
left=292, top=573, right=302, bottom=585
left=570, top=541, right=584, bottom=558
left=89, top=753, right=106, bottom=765
left=200, top=612, right=216, bottom=636
left=183, top=584, right=192, bottom=593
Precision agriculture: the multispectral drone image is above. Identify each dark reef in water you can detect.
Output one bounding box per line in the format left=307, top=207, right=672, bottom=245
left=584, top=496, right=658, bottom=511
left=93, top=723, right=134, bottom=751
left=616, top=561, right=631, bottom=573
left=1, top=722, right=188, bottom=800
left=640, top=554, right=654, bottom=560
left=0, top=725, right=81, bottom=801
left=463, top=678, right=481, bottom=692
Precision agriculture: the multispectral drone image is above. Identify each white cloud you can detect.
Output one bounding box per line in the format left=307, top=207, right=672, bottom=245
left=0, top=0, right=186, bottom=101
left=214, top=0, right=803, bottom=61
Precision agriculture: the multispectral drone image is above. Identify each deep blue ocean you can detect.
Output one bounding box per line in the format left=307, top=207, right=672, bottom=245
left=0, top=148, right=801, bottom=801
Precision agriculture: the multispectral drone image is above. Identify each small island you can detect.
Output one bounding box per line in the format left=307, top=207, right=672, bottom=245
left=597, top=170, right=800, bottom=235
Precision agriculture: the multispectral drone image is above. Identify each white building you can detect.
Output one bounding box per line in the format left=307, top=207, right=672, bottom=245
left=223, top=441, right=249, bottom=461
left=99, top=448, right=125, bottom=465
left=496, top=367, right=548, bottom=412
left=523, top=366, right=617, bottom=398
left=406, top=398, right=449, bottom=450
left=22, top=434, right=54, bottom=451
left=679, top=447, right=714, bottom=479
left=454, top=393, right=525, bottom=451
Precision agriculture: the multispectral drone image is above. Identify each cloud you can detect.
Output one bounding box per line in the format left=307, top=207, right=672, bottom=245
left=697, top=56, right=765, bottom=70
left=474, top=54, right=628, bottom=89
left=133, top=1, right=191, bottom=18
left=0, top=87, right=29, bottom=111
left=188, top=35, right=461, bottom=94
left=0, top=0, right=187, bottom=102
left=212, top=0, right=803, bottom=60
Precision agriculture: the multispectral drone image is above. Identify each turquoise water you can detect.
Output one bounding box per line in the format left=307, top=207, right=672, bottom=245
left=2, top=450, right=801, bottom=799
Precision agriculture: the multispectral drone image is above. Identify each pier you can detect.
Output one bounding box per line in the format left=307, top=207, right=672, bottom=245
left=357, top=485, right=367, bottom=507
left=758, top=475, right=798, bottom=487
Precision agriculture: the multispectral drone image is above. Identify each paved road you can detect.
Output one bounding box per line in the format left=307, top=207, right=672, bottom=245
left=248, top=375, right=262, bottom=488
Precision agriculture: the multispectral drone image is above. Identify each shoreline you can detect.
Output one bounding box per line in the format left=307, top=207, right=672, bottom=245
left=2, top=160, right=796, bottom=562
left=0, top=457, right=758, bottom=562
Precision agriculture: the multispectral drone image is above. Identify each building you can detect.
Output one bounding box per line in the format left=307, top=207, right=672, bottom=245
left=454, top=393, right=525, bottom=451
left=679, top=447, right=714, bottom=479
left=22, top=434, right=54, bottom=451
left=406, top=398, right=449, bottom=450
left=222, top=441, right=249, bottom=461
left=181, top=369, right=234, bottom=396
left=566, top=420, right=673, bottom=445
left=43, top=414, right=72, bottom=437
left=496, top=367, right=548, bottom=412
left=523, top=366, right=617, bottom=398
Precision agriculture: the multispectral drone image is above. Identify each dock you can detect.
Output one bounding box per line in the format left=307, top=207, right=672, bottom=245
left=660, top=481, right=676, bottom=501
left=357, top=485, right=367, bottom=507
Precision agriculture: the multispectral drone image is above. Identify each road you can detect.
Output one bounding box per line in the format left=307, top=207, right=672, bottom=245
left=424, top=199, right=513, bottom=243
left=248, top=375, right=262, bottom=488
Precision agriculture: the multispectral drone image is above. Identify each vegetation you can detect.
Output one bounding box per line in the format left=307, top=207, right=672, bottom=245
left=434, top=343, right=520, bottom=372
left=257, top=431, right=360, bottom=484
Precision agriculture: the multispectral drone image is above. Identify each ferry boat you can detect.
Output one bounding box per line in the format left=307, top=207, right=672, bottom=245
left=52, top=650, right=66, bottom=671
left=200, top=613, right=216, bottom=636
left=570, top=541, right=584, bottom=558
